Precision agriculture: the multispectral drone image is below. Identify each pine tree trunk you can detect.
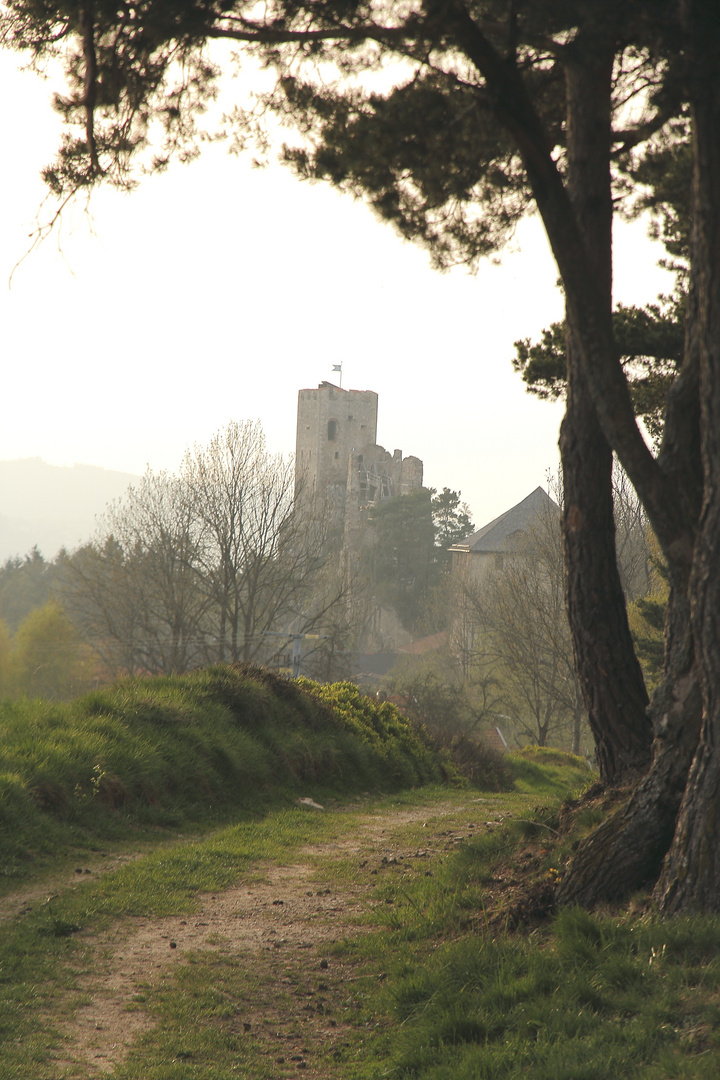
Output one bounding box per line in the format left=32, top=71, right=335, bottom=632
left=557, top=587, right=701, bottom=907
left=448, top=1, right=704, bottom=900
left=556, top=238, right=704, bottom=908
left=557, top=5, right=707, bottom=907
left=655, top=0, right=720, bottom=914
left=560, top=28, right=653, bottom=784
left=561, top=365, right=652, bottom=782
left=448, top=0, right=710, bottom=905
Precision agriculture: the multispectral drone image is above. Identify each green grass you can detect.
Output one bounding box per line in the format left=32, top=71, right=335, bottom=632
left=374, top=907, right=720, bottom=1080
left=0, top=665, right=449, bottom=887
left=0, top=667, right=453, bottom=1076
left=316, top=786, right=720, bottom=1080
left=0, top=802, right=372, bottom=1076
left=3, top=672, right=719, bottom=1078
left=507, top=746, right=592, bottom=796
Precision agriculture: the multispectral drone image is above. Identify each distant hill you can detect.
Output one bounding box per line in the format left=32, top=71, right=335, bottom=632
left=0, top=458, right=140, bottom=562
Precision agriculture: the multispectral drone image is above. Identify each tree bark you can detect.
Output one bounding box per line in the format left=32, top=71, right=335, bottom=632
left=560, top=25, right=653, bottom=783
left=444, top=2, right=694, bottom=568
left=556, top=8, right=707, bottom=906
left=557, top=590, right=701, bottom=907
left=556, top=226, right=704, bottom=907
left=656, top=0, right=720, bottom=914
left=443, top=1, right=709, bottom=905
left=561, top=377, right=652, bottom=782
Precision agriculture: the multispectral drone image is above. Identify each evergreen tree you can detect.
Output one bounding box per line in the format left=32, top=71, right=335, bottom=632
left=362, top=488, right=435, bottom=632
left=0, top=547, right=61, bottom=633
left=513, top=299, right=684, bottom=448
left=0, top=620, right=12, bottom=696
left=430, top=488, right=474, bottom=563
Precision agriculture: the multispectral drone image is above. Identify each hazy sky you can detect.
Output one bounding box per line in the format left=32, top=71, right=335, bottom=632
left=1, top=51, right=673, bottom=530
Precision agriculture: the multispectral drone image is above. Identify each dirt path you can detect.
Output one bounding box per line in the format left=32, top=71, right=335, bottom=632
left=16, top=796, right=505, bottom=1078
left=53, top=859, right=352, bottom=1076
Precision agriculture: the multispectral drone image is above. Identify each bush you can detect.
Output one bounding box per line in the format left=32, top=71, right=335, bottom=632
left=417, top=727, right=513, bottom=790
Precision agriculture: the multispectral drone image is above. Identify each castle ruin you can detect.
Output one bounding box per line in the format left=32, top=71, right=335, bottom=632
left=294, top=381, right=423, bottom=529
left=295, top=381, right=424, bottom=658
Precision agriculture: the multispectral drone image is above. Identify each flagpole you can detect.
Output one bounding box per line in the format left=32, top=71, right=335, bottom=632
left=332, top=362, right=343, bottom=388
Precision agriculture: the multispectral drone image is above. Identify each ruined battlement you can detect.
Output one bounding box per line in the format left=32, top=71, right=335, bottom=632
left=294, top=383, right=422, bottom=512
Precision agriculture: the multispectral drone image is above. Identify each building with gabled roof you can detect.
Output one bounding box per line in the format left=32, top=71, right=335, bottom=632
left=447, top=487, right=561, bottom=677
left=449, top=486, right=559, bottom=580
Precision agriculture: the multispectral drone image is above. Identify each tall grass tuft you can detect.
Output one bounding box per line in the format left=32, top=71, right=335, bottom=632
left=371, top=871, right=720, bottom=1080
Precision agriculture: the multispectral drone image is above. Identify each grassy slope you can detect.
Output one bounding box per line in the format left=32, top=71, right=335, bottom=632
left=0, top=665, right=448, bottom=885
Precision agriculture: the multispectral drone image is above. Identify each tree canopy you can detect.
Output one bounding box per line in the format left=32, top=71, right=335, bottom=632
left=512, top=298, right=684, bottom=447
left=513, top=115, right=691, bottom=447
left=0, top=548, right=62, bottom=633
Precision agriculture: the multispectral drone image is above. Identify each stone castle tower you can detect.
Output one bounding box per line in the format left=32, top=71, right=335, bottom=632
left=295, top=380, right=424, bottom=656
left=295, top=381, right=423, bottom=517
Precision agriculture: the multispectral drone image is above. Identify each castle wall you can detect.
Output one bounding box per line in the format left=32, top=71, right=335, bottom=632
left=295, top=381, right=423, bottom=515
left=401, top=455, right=424, bottom=494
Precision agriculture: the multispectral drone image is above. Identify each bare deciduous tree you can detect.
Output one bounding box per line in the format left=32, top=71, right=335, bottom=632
left=459, top=505, right=586, bottom=753
left=63, top=470, right=205, bottom=675
left=456, top=470, right=652, bottom=755
left=183, top=421, right=349, bottom=664
left=63, top=422, right=351, bottom=675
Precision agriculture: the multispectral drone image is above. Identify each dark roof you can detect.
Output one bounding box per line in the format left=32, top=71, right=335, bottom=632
left=451, top=487, right=559, bottom=554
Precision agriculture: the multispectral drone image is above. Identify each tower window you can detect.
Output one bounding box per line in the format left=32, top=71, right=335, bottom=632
left=328, top=419, right=338, bottom=441
left=334, top=451, right=340, bottom=459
